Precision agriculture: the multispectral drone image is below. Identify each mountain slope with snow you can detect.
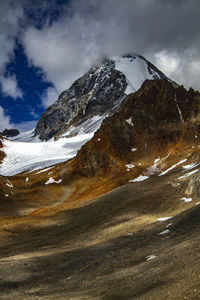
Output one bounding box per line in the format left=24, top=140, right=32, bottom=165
left=112, top=55, right=166, bottom=93
left=0, top=112, right=106, bottom=176
left=0, top=54, right=169, bottom=176
left=35, top=54, right=168, bottom=141
left=0, top=54, right=172, bottom=176
left=0, top=131, right=94, bottom=176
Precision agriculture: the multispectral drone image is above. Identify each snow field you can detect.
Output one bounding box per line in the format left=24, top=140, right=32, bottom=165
left=0, top=132, right=94, bottom=176
left=113, top=56, right=158, bottom=92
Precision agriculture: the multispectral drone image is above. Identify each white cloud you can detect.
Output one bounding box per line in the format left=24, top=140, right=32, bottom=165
left=0, top=106, right=12, bottom=131
left=154, top=49, right=200, bottom=89
left=0, top=1, right=23, bottom=69
left=0, top=35, right=15, bottom=70
left=22, top=0, right=200, bottom=93
left=23, top=23, right=97, bottom=92
left=155, top=51, right=180, bottom=77
left=42, top=86, right=59, bottom=108
left=29, top=108, right=39, bottom=119
left=14, top=120, right=38, bottom=132
left=0, top=75, right=23, bottom=99
left=0, top=1, right=23, bottom=99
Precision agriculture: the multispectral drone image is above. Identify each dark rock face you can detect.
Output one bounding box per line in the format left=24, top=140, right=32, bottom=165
left=74, top=79, right=200, bottom=177
left=34, top=55, right=168, bottom=141
left=1, top=129, right=20, bottom=137
left=35, top=60, right=127, bottom=140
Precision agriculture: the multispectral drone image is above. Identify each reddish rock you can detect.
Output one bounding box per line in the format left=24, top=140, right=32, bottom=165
left=74, top=79, right=200, bottom=178
left=0, top=136, right=5, bottom=163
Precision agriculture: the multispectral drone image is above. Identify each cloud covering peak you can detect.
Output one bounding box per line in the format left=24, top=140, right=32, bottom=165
left=22, top=0, right=200, bottom=93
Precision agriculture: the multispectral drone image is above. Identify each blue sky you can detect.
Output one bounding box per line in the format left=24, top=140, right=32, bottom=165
left=0, top=0, right=200, bottom=132
left=0, top=0, right=69, bottom=131
left=2, top=42, right=53, bottom=127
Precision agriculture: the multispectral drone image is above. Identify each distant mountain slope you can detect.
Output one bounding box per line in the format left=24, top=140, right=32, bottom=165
left=0, top=129, right=20, bottom=138
left=35, top=54, right=168, bottom=141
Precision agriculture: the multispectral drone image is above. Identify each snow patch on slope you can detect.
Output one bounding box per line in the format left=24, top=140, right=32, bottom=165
left=129, top=175, right=148, bottom=183
left=61, top=115, right=105, bottom=137
left=126, top=117, right=134, bottom=126
left=159, top=159, right=187, bottom=176
left=182, top=162, right=200, bottom=170
left=181, top=197, right=192, bottom=203
left=178, top=169, right=198, bottom=179
left=0, top=114, right=105, bottom=176
left=158, top=230, right=170, bottom=235
left=0, top=132, right=94, bottom=176
left=157, top=217, right=172, bottom=222
left=146, top=255, right=157, bottom=261
left=45, top=177, right=62, bottom=185
left=112, top=56, right=161, bottom=93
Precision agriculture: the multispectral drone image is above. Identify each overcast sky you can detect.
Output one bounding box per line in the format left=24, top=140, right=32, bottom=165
left=0, top=0, right=200, bottom=131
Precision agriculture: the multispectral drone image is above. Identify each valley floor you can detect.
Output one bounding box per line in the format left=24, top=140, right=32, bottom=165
left=0, top=169, right=200, bottom=299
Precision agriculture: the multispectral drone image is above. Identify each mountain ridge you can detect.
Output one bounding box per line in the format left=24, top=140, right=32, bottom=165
left=34, top=54, right=169, bottom=141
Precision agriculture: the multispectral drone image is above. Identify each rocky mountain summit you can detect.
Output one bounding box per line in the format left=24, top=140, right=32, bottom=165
left=0, top=128, right=20, bottom=137
left=35, top=54, right=167, bottom=141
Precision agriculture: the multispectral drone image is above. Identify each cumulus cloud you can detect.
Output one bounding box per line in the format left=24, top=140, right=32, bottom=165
left=0, top=75, right=23, bottom=99
left=0, top=1, right=23, bottom=68
left=23, top=22, right=97, bottom=92
left=14, top=120, right=38, bottom=132
left=0, top=106, right=12, bottom=131
left=0, top=1, right=23, bottom=98
left=0, top=1, right=24, bottom=130
left=22, top=0, right=200, bottom=92
left=154, top=49, right=200, bottom=90
left=29, top=108, right=39, bottom=119
left=42, top=86, right=59, bottom=108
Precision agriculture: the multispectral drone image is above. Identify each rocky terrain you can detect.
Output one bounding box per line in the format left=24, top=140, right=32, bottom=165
left=35, top=55, right=167, bottom=141
left=1, top=150, right=200, bottom=299
left=0, top=129, right=20, bottom=138
left=0, top=55, right=200, bottom=299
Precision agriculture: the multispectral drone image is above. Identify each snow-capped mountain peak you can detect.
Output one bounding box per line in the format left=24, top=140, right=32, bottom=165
left=34, top=54, right=167, bottom=141
left=111, top=54, right=166, bottom=93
